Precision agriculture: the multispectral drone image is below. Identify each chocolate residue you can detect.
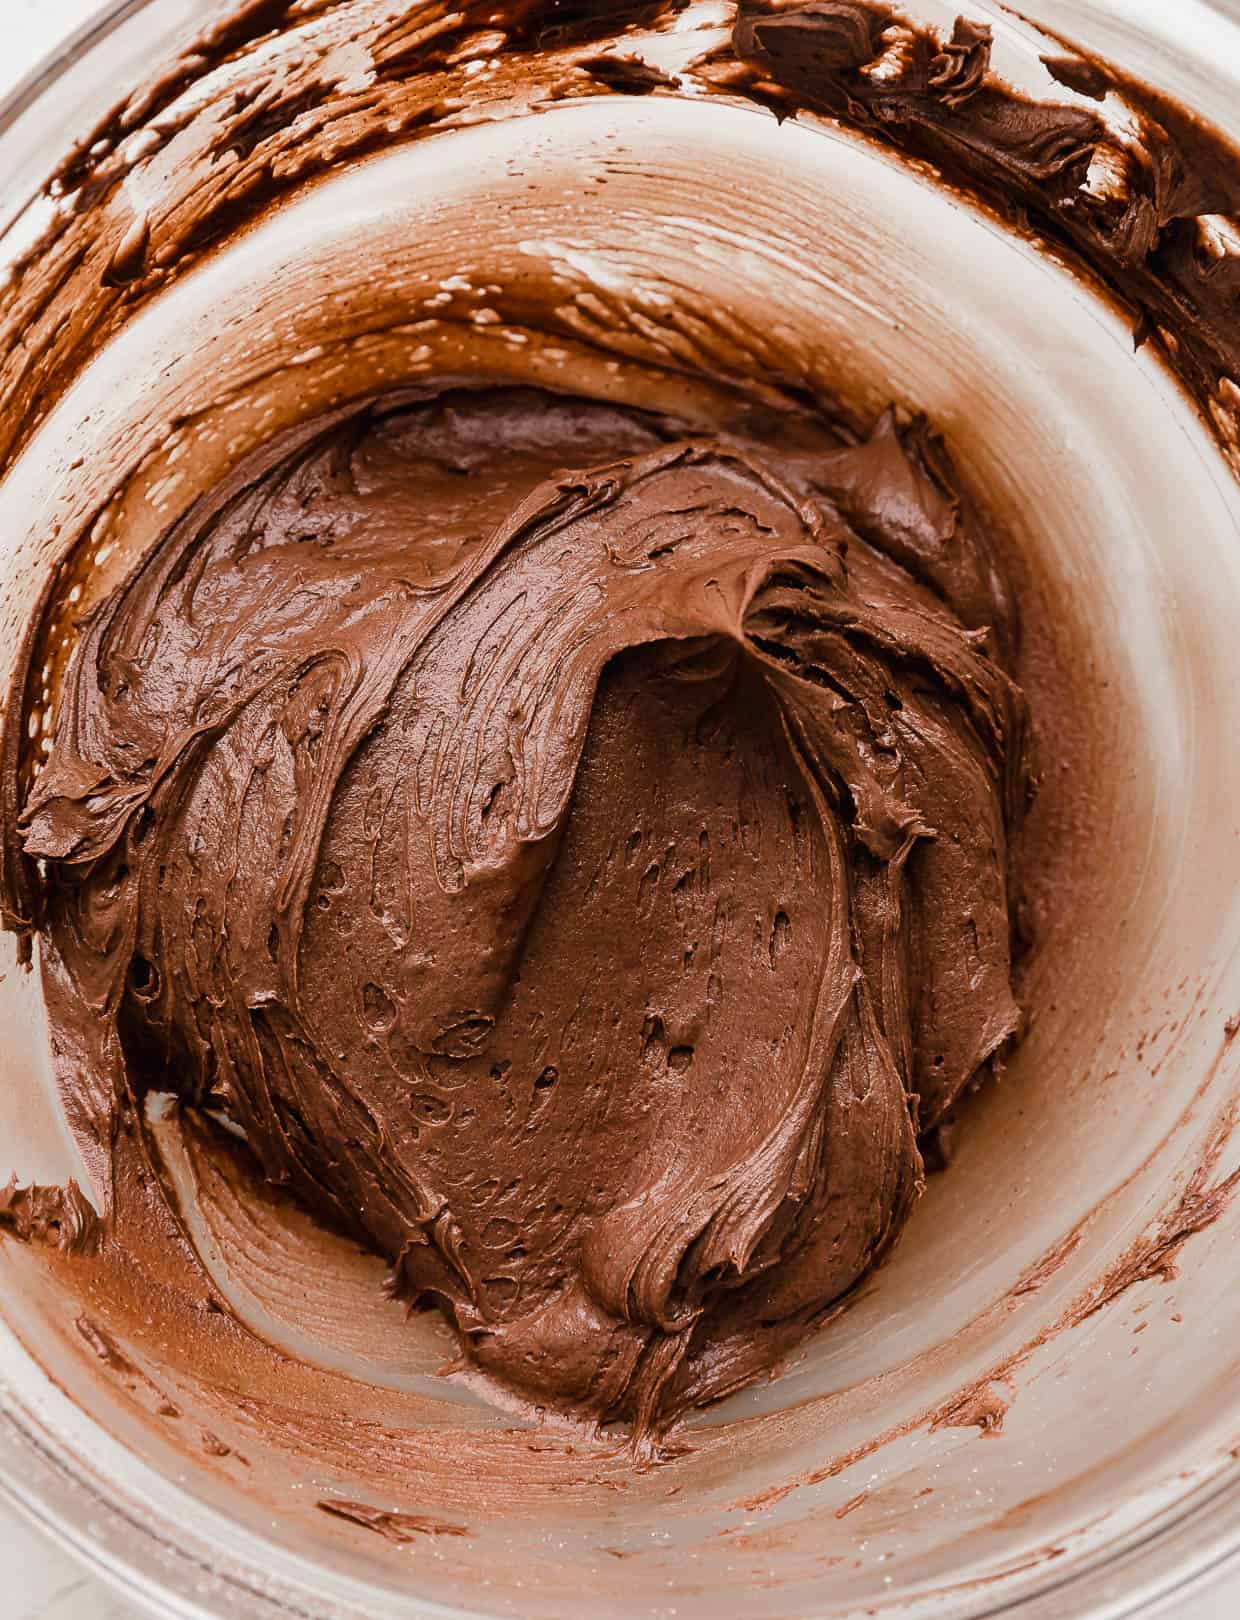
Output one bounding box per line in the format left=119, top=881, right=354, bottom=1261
left=931, top=1381, right=1009, bottom=1437
left=1070, top=1149, right=1240, bottom=1323
left=75, top=1314, right=182, bottom=1419
left=75, top=1314, right=136, bottom=1375
left=733, top=1, right=1240, bottom=465
left=581, top=54, right=679, bottom=93
left=834, top=1488, right=870, bottom=1518
left=752, top=1083, right=1240, bottom=1516
left=13, top=385, right=1029, bottom=1436
left=0, top=1178, right=100, bottom=1255
left=1012, top=1228, right=1085, bottom=1299
left=200, top=1428, right=238, bottom=1460
left=1040, top=54, right=1110, bottom=103
left=0, top=0, right=695, bottom=496
left=318, top=1499, right=472, bottom=1543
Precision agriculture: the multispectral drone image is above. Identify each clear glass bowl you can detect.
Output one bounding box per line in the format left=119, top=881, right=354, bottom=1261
left=3, top=2, right=1240, bottom=1616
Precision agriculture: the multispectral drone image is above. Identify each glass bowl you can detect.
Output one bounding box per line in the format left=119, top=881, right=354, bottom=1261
left=3, top=2, right=1240, bottom=1615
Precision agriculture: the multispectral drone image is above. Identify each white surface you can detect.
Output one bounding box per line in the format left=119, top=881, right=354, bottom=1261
left=0, top=1513, right=134, bottom=1620
left=0, top=0, right=104, bottom=65
left=1, top=3, right=1240, bottom=1619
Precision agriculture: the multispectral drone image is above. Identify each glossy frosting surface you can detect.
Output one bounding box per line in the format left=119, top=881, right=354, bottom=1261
left=18, top=385, right=1028, bottom=1432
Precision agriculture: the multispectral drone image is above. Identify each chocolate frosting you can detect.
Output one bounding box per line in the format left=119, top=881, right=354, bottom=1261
left=18, top=386, right=1028, bottom=1433
left=0, top=1176, right=99, bottom=1255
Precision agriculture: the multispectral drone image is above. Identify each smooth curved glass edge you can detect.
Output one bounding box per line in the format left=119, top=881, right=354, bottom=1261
left=0, top=0, right=149, bottom=135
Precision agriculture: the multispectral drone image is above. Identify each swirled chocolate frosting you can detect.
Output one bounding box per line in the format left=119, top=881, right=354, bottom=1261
left=17, top=385, right=1029, bottom=1432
